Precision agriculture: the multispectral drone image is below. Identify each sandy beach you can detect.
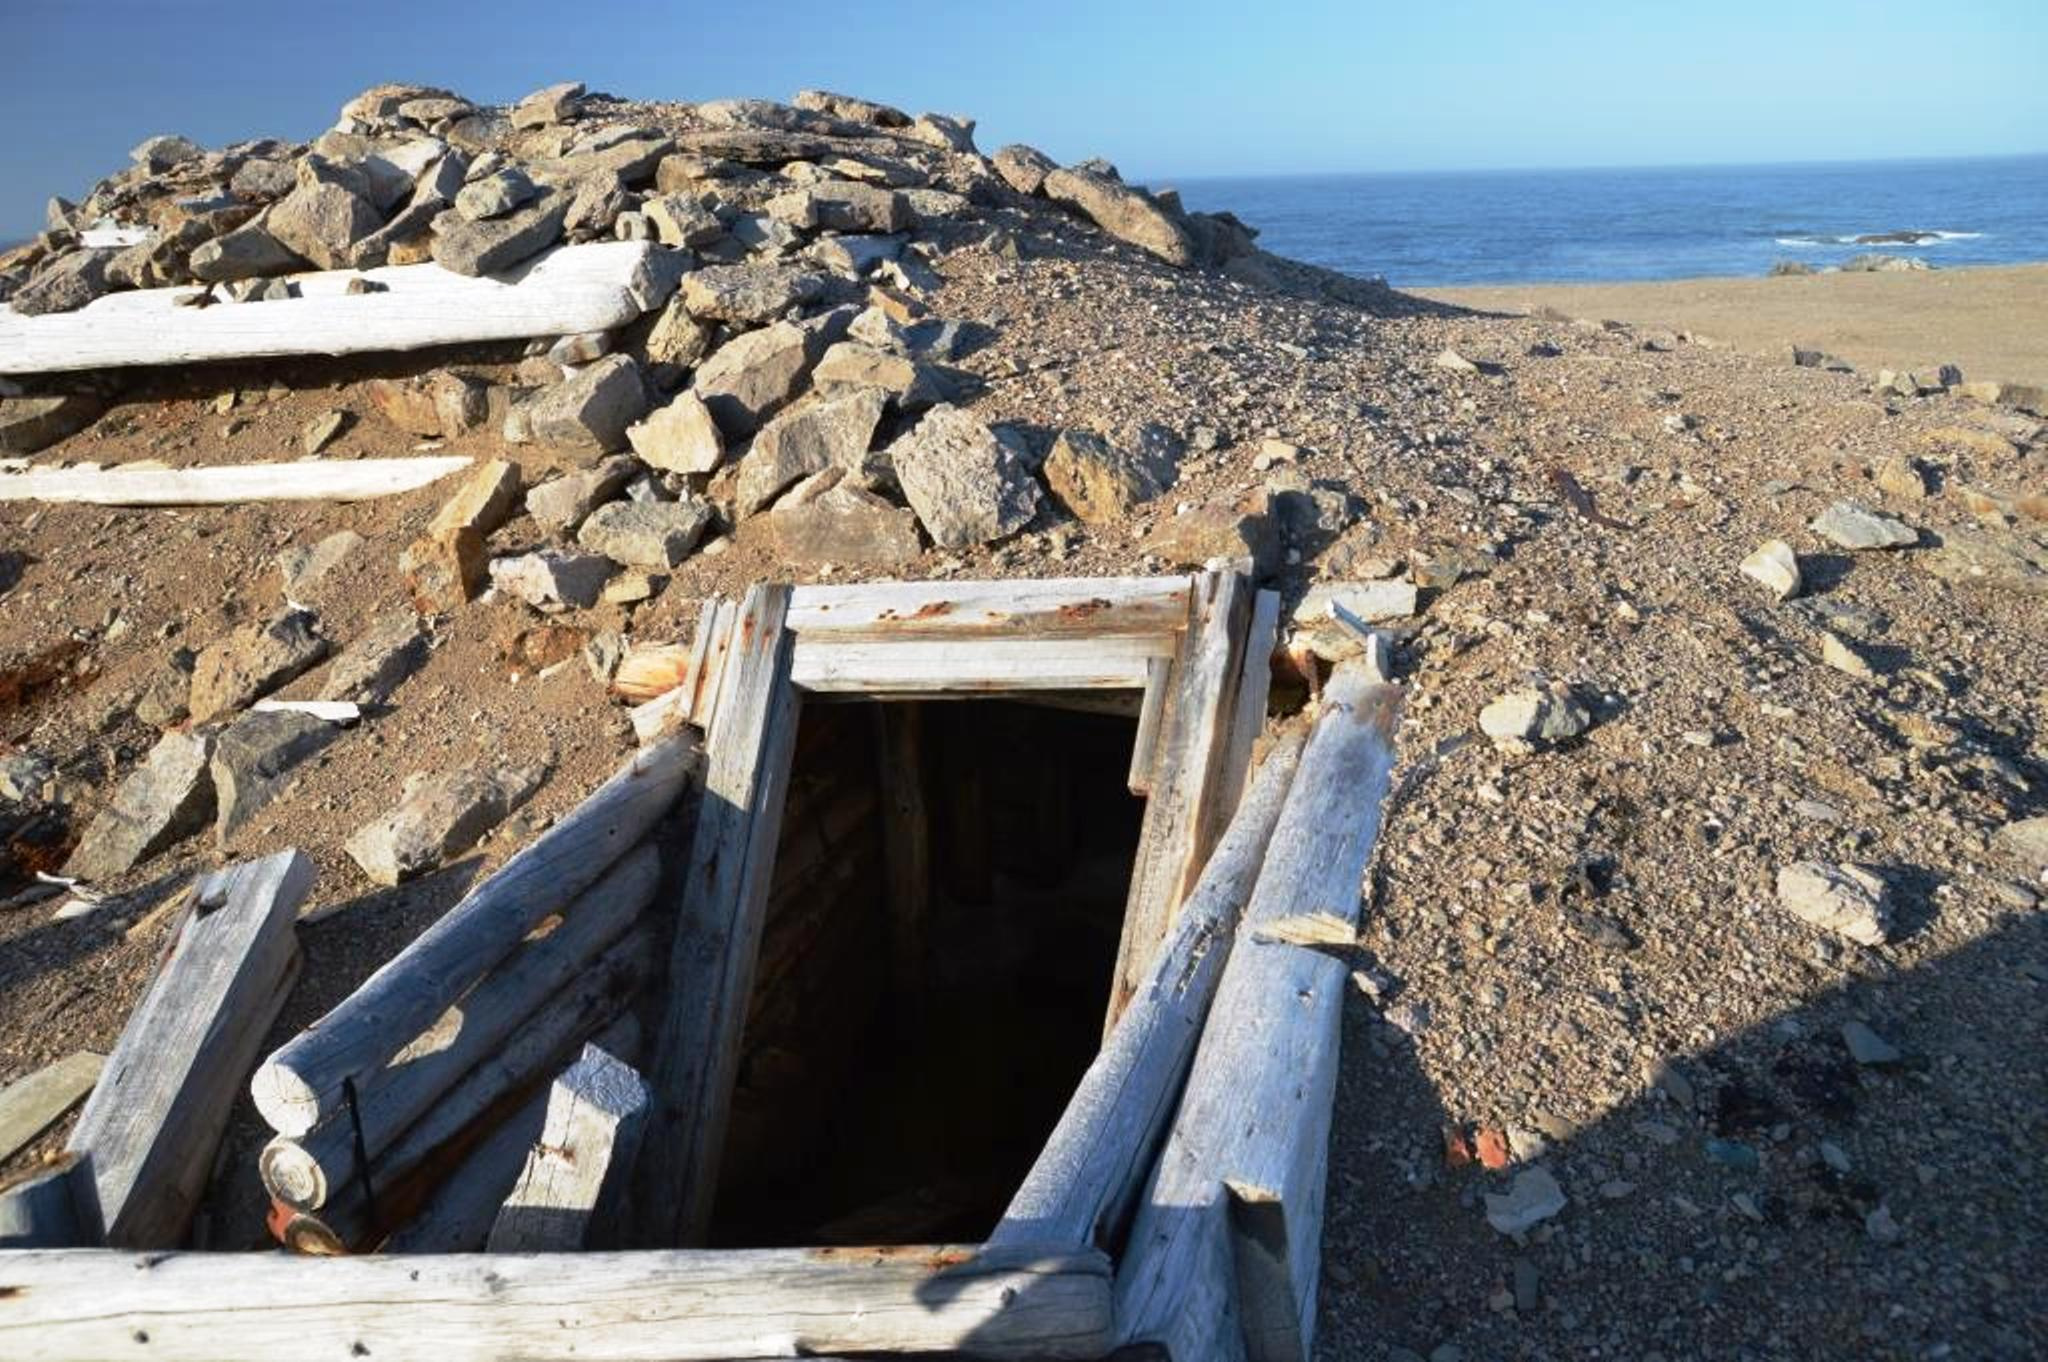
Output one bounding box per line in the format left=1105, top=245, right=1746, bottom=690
left=1419, top=262, right=2048, bottom=389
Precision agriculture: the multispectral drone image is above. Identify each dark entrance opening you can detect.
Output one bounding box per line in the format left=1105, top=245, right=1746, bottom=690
left=707, top=696, right=1145, bottom=1247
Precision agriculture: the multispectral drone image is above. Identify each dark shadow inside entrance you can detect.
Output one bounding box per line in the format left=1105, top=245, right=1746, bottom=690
left=708, top=696, right=1144, bottom=1247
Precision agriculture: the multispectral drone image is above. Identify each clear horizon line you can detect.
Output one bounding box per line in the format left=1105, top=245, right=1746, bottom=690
left=1157, top=147, right=2048, bottom=183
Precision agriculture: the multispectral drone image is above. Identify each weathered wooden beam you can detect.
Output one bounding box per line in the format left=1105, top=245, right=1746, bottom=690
left=64, top=850, right=310, bottom=1248
left=1107, top=566, right=1252, bottom=1030
left=0, top=457, right=471, bottom=507
left=639, top=582, right=799, bottom=1246
left=0, top=1052, right=103, bottom=1163
left=875, top=703, right=931, bottom=1026
left=1127, top=655, right=1173, bottom=795
left=487, top=1043, right=649, bottom=1252
left=0, top=1154, right=101, bottom=1249
left=990, top=732, right=1304, bottom=1255
left=786, top=575, right=1193, bottom=640
left=0, top=241, right=673, bottom=375
left=269, top=930, right=654, bottom=1256
left=790, top=634, right=1169, bottom=694
left=629, top=595, right=735, bottom=742
left=1216, top=588, right=1281, bottom=816
left=1115, top=665, right=1403, bottom=1362
left=260, top=844, right=659, bottom=1210
left=0, top=1244, right=1114, bottom=1362
left=252, top=733, right=700, bottom=1137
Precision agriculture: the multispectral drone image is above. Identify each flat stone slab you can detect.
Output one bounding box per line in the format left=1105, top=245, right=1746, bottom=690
left=344, top=761, right=547, bottom=886
left=62, top=729, right=215, bottom=880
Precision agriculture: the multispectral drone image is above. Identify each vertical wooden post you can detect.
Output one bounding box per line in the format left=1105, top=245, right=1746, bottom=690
left=875, top=703, right=931, bottom=1028
left=488, top=1044, right=650, bottom=1252
left=638, top=581, right=799, bottom=1247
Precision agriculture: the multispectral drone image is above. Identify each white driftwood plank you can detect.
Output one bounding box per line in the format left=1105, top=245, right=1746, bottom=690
left=640, top=583, right=799, bottom=1246
left=487, top=1043, right=649, bottom=1252
left=990, top=731, right=1304, bottom=1254
left=0, top=1052, right=103, bottom=1163
left=0, top=457, right=471, bottom=506
left=67, top=850, right=312, bottom=1247
left=0, top=242, right=670, bottom=375
left=251, top=734, right=700, bottom=1138
left=786, top=575, right=1193, bottom=639
left=1116, top=666, right=1403, bottom=1362
left=791, top=634, right=1169, bottom=694
left=260, top=845, right=660, bottom=1210
left=0, top=1244, right=1114, bottom=1361
left=1107, top=567, right=1252, bottom=1028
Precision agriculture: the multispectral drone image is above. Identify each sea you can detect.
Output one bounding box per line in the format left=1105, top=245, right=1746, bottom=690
left=1170, top=154, right=2048, bottom=287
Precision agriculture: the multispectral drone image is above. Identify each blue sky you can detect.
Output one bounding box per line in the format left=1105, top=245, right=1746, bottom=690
left=2, top=0, right=2044, bottom=239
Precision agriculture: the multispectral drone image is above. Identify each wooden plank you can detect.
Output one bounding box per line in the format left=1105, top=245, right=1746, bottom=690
left=0, top=241, right=670, bottom=375
left=0, top=1052, right=103, bottom=1163
left=1127, top=655, right=1172, bottom=795
left=791, top=634, right=1168, bottom=694
left=0, top=457, right=471, bottom=507
left=272, top=930, right=654, bottom=1255
left=990, top=731, right=1304, bottom=1255
left=1115, top=665, right=1403, bottom=1362
left=67, top=850, right=312, bottom=1247
left=786, top=575, right=1193, bottom=639
left=260, top=844, right=660, bottom=1211
left=0, top=1154, right=101, bottom=1249
left=1105, top=566, right=1252, bottom=1031
left=252, top=734, right=700, bottom=1138
left=639, top=582, right=799, bottom=1247
left=1216, top=588, right=1282, bottom=815
left=875, top=704, right=931, bottom=1026
left=487, top=1043, right=649, bottom=1252
left=0, top=1244, right=1114, bottom=1362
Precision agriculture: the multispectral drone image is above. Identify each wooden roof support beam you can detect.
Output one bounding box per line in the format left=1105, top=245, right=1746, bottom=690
left=0, top=1243, right=1114, bottom=1361
left=638, top=582, right=799, bottom=1247
left=67, top=850, right=313, bottom=1247
left=1115, top=663, right=1404, bottom=1362
left=989, top=729, right=1305, bottom=1256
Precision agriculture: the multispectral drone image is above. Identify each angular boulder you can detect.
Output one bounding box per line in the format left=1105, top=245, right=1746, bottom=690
left=626, top=392, right=724, bottom=475
left=1043, top=167, right=1194, bottom=267
left=321, top=611, right=429, bottom=704
left=63, top=730, right=216, bottom=881
left=755, top=478, right=922, bottom=566
left=886, top=404, right=1043, bottom=548
left=345, top=762, right=547, bottom=886
left=576, top=499, right=714, bottom=569
left=1777, top=862, right=1892, bottom=946
left=525, top=454, right=640, bottom=535
left=528, top=355, right=649, bottom=454
left=267, top=180, right=383, bottom=271
left=1042, top=428, right=1171, bottom=524
left=430, top=192, right=567, bottom=276
left=735, top=387, right=887, bottom=516
left=188, top=610, right=329, bottom=724
left=993, top=144, right=1057, bottom=196
left=211, top=710, right=342, bottom=843
left=681, top=264, right=827, bottom=325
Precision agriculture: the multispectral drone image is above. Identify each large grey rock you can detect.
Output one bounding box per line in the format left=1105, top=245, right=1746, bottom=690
left=576, top=499, right=713, bottom=568
left=267, top=180, right=383, bottom=270
left=1777, top=862, right=1892, bottom=945
left=756, top=479, right=922, bottom=566
left=1479, top=684, right=1592, bottom=751
left=1140, top=491, right=1280, bottom=574
left=130, top=133, right=204, bottom=171
left=188, top=609, right=329, bottom=724
left=735, top=387, right=887, bottom=516
left=188, top=219, right=308, bottom=282
left=211, top=710, right=342, bottom=844
left=528, top=355, right=649, bottom=453
left=768, top=182, right=910, bottom=234
left=511, top=81, right=585, bottom=129
left=1811, top=500, right=1918, bottom=550
left=992, top=144, right=1057, bottom=195
left=626, top=392, right=724, bottom=475
left=907, top=112, right=977, bottom=153
left=525, top=454, right=639, bottom=535
left=1043, top=167, right=1194, bottom=267
left=344, top=761, right=547, bottom=886
left=692, top=319, right=827, bottom=435
left=887, top=404, right=1043, bottom=549
left=430, top=192, right=566, bottom=276
left=0, top=393, right=104, bottom=454
left=455, top=167, right=537, bottom=221
left=1997, top=816, right=2048, bottom=869
left=1042, top=428, right=1171, bottom=524
left=680, top=264, right=826, bottom=324
left=808, top=233, right=905, bottom=276
left=321, top=611, right=428, bottom=704
left=811, top=341, right=948, bottom=410
left=10, top=250, right=115, bottom=316
left=489, top=550, right=616, bottom=611
left=1921, top=527, right=2048, bottom=595
left=640, top=194, right=725, bottom=248
left=63, top=731, right=215, bottom=881
left=791, top=89, right=909, bottom=127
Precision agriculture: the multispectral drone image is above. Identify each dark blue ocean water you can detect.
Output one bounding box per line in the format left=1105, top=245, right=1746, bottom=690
left=1171, top=155, right=2048, bottom=286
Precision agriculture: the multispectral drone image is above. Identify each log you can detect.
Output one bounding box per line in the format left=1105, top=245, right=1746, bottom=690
left=0, top=1051, right=103, bottom=1163
left=252, top=733, right=700, bottom=1137
left=272, top=929, right=653, bottom=1255
left=1107, top=566, right=1252, bottom=1030
left=785, top=575, right=1193, bottom=640
left=487, top=1043, right=649, bottom=1252
left=988, top=732, right=1304, bottom=1256
left=874, top=704, right=930, bottom=1024
left=1115, top=665, right=1403, bottom=1362
left=0, top=1244, right=1115, bottom=1362
left=0, top=241, right=673, bottom=375
left=260, top=844, right=660, bottom=1210
left=610, top=644, right=693, bottom=703
left=67, top=850, right=311, bottom=1247
left=0, top=1153, right=101, bottom=1249
left=380, top=1015, right=640, bottom=1255
left=630, top=595, right=735, bottom=741
left=640, top=582, right=798, bottom=1246
left=0, top=457, right=471, bottom=507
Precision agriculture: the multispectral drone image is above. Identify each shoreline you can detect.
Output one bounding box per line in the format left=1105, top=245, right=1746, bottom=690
left=1412, top=261, right=2048, bottom=388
